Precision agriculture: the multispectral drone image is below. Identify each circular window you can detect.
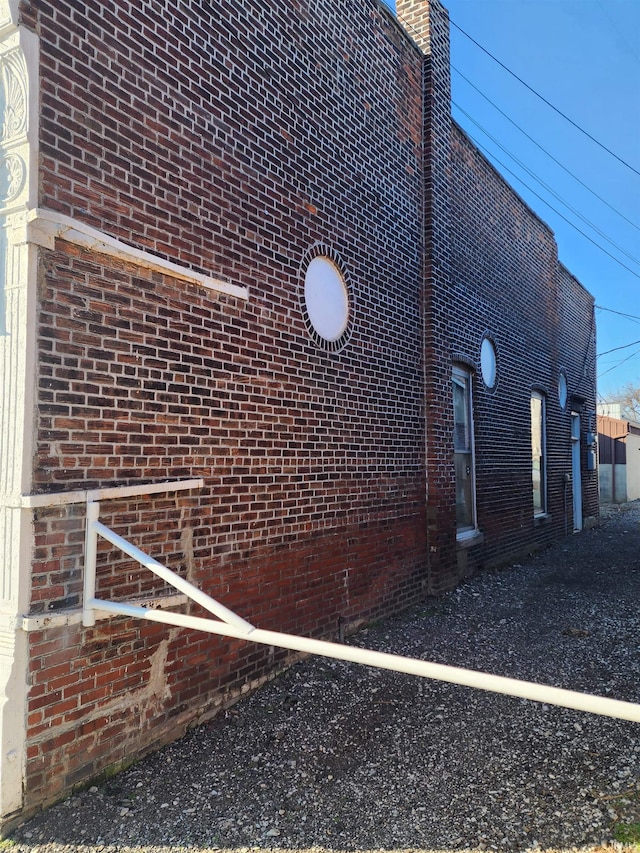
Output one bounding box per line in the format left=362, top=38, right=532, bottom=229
left=300, top=247, right=353, bottom=352
left=480, top=337, right=497, bottom=389
left=558, top=371, right=568, bottom=410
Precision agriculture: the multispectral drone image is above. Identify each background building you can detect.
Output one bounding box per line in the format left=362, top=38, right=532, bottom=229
left=598, top=406, right=640, bottom=503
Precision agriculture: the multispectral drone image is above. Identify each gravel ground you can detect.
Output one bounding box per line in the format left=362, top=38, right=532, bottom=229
left=10, top=502, right=640, bottom=853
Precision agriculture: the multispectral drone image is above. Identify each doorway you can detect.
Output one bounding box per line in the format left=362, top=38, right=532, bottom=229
left=571, top=413, right=583, bottom=532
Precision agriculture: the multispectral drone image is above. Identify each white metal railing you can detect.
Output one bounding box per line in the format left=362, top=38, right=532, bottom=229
left=82, top=507, right=640, bottom=724
left=83, top=507, right=252, bottom=632
left=81, top=478, right=207, bottom=628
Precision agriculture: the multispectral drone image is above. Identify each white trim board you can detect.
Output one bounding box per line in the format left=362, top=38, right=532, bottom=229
left=19, top=477, right=205, bottom=509
left=26, top=208, right=249, bottom=300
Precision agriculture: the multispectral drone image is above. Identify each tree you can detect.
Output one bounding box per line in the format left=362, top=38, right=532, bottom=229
left=606, top=382, right=640, bottom=422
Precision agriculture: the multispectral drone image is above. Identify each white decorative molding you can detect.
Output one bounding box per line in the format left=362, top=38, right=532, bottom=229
left=27, top=209, right=250, bottom=300
left=0, top=27, right=36, bottom=599
left=0, top=47, right=26, bottom=143
left=0, top=1, right=20, bottom=48
left=0, top=34, right=31, bottom=218
left=0, top=19, right=39, bottom=824
left=0, top=151, right=25, bottom=202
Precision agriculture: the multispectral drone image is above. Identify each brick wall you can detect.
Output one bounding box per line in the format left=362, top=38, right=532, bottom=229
left=396, top=0, right=460, bottom=593
left=447, top=124, right=597, bottom=570
left=22, top=0, right=429, bottom=811
left=396, top=0, right=597, bottom=583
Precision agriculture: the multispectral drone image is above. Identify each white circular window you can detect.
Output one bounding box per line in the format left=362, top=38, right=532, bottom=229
left=558, top=371, right=568, bottom=410
left=480, top=337, right=497, bottom=389
left=300, top=248, right=353, bottom=352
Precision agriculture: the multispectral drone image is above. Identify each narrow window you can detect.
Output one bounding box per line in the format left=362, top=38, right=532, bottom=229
left=531, top=392, right=547, bottom=515
left=453, top=366, right=476, bottom=532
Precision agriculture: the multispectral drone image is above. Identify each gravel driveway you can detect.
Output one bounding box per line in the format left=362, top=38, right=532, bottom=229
left=10, top=503, right=640, bottom=852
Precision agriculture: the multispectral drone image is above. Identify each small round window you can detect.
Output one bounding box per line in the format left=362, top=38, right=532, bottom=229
left=300, top=247, right=353, bottom=352
left=480, top=336, right=497, bottom=389
left=558, top=371, right=568, bottom=410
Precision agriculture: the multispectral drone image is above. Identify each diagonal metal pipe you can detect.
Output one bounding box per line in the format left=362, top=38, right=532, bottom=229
left=86, top=596, right=640, bottom=724
left=87, top=518, right=255, bottom=633
left=82, top=499, right=640, bottom=724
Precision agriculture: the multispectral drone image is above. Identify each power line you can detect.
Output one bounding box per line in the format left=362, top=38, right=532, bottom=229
left=595, top=0, right=640, bottom=67
left=453, top=102, right=640, bottom=269
left=595, top=305, right=640, bottom=324
left=449, top=17, right=640, bottom=178
left=451, top=64, right=640, bottom=234
left=597, top=338, right=640, bottom=358
left=395, top=9, right=640, bottom=282
left=597, top=346, right=640, bottom=380
left=464, top=131, right=640, bottom=280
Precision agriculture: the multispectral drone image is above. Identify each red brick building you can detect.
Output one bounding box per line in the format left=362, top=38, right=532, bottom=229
left=0, top=0, right=597, bottom=827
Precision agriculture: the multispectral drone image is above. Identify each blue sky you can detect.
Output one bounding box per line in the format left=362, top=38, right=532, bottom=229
left=395, top=0, right=640, bottom=400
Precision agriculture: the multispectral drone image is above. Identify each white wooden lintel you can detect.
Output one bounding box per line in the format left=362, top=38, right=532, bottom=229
left=26, top=208, right=248, bottom=300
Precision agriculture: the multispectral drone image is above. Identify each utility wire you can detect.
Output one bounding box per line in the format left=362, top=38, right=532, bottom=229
left=395, top=11, right=640, bottom=298
left=449, top=17, right=640, bottom=178
left=465, top=131, right=640, bottom=280
left=595, top=0, right=640, bottom=67
left=596, top=306, right=640, bottom=330
left=451, top=64, right=640, bottom=234
left=598, top=346, right=640, bottom=379
left=595, top=305, right=640, bottom=324
left=597, top=338, right=640, bottom=358
left=454, top=102, right=640, bottom=268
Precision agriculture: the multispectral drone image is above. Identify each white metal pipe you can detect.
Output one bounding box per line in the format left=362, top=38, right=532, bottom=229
left=23, top=477, right=204, bottom=508
left=82, top=502, right=100, bottom=627
left=88, top=597, right=640, bottom=724
left=86, top=478, right=205, bottom=504
left=92, top=521, right=255, bottom=633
